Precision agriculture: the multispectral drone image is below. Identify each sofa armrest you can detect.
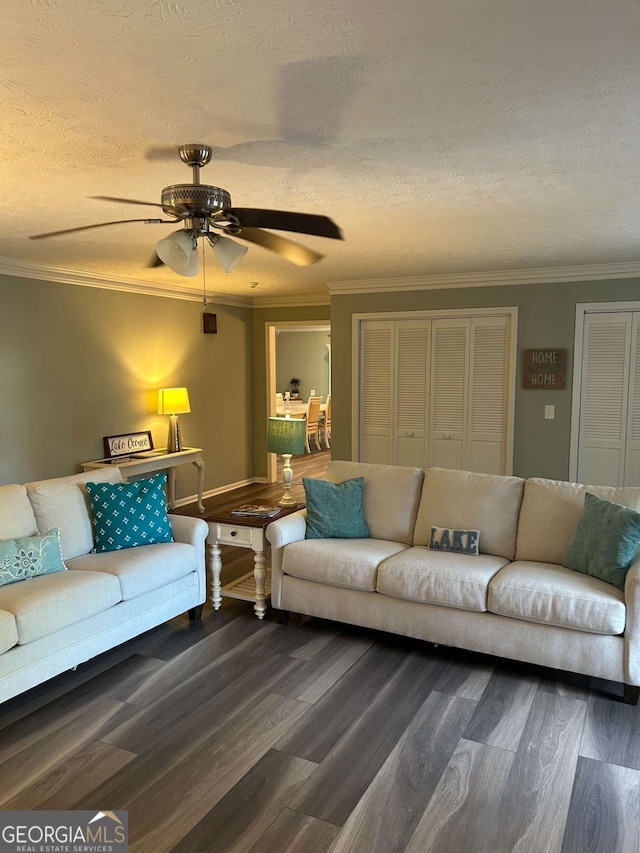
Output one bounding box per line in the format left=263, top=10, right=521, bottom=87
left=169, top=514, right=208, bottom=548
left=624, top=557, right=640, bottom=685
left=266, top=509, right=307, bottom=568
left=169, top=514, right=209, bottom=605
left=266, top=509, right=307, bottom=609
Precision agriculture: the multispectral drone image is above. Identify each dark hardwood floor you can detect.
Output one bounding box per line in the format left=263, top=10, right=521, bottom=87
left=2, top=448, right=640, bottom=852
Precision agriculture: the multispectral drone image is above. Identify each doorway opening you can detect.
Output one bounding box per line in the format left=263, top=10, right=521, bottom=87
left=265, top=322, right=331, bottom=483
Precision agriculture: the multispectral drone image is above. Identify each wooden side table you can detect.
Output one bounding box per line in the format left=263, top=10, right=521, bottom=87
left=205, top=505, right=303, bottom=619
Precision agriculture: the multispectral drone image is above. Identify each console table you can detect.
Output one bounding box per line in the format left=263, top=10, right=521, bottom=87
left=81, top=447, right=205, bottom=512
left=205, top=504, right=303, bottom=619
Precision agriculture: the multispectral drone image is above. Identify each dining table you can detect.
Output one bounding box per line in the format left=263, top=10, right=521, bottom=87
left=276, top=401, right=326, bottom=417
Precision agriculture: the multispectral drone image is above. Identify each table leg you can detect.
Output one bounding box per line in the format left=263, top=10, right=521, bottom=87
left=208, top=539, right=222, bottom=610
left=253, top=548, right=268, bottom=620
left=167, top=467, right=177, bottom=509
left=193, top=459, right=205, bottom=513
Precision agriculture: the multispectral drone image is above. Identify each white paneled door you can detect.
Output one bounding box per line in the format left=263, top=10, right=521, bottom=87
left=577, top=311, right=640, bottom=487
left=357, top=311, right=514, bottom=474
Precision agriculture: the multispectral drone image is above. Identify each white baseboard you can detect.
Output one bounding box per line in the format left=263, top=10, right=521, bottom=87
left=171, top=477, right=266, bottom=509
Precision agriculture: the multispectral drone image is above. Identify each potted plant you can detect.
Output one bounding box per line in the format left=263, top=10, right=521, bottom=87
left=289, top=377, right=301, bottom=400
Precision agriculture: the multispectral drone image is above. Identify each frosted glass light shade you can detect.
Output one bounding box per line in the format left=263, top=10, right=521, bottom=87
left=157, top=387, right=191, bottom=415
left=156, top=231, right=199, bottom=276
left=210, top=234, right=248, bottom=273
left=267, top=417, right=306, bottom=455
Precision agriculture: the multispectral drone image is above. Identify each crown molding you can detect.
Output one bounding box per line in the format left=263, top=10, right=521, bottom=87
left=0, top=256, right=252, bottom=308
left=251, top=292, right=330, bottom=309
left=327, top=262, right=640, bottom=294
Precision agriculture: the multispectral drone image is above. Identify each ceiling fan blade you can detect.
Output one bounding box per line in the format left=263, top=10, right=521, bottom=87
left=28, top=218, right=173, bottom=240
left=91, top=195, right=164, bottom=208
left=223, top=208, right=343, bottom=240
left=235, top=227, right=324, bottom=266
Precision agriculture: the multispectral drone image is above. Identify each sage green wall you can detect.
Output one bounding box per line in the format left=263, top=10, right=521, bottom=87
left=331, top=277, right=640, bottom=480
left=276, top=331, right=331, bottom=400
left=0, top=274, right=253, bottom=499
left=252, top=305, right=330, bottom=479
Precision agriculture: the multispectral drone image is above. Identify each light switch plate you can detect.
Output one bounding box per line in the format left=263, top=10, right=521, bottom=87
left=545, top=405, right=555, bottom=420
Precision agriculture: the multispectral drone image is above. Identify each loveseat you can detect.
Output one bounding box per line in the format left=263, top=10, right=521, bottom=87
left=267, top=461, right=640, bottom=703
left=0, top=467, right=208, bottom=704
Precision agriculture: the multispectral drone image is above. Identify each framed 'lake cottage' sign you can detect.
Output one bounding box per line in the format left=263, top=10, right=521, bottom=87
left=103, top=430, right=154, bottom=458
left=522, top=348, right=567, bottom=390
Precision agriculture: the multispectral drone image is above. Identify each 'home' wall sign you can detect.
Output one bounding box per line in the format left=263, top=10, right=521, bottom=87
left=522, top=348, right=567, bottom=390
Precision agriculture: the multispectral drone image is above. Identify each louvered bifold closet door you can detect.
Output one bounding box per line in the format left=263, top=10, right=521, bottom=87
left=429, top=319, right=469, bottom=470
left=394, top=320, right=430, bottom=467
left=466, top=316, right=509, bottom=474
left=624, top=314, right=640, bottom=486
left=577, top=312, right=631, bottom=487
left=359, top=321, right=394, bottom=464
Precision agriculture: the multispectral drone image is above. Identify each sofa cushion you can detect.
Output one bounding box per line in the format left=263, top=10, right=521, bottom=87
left=0, top=485, right=38, bottom=539
left=377, top=546, right=509, bottom=612
left=86, top=473, right=174, bottom=553
left=282, top=538, right=408, bottom=592
left=25, top=468, right=123, bottom=561
left=326, top=461, right=424, bottom=546
left=515, top=478, right=640, bottom=565
left=0, top=570, right=122, bottom=644
left=68, top=541, right=197, bottom=600
left=303, top=476, right=370, bottom=539
left=0, top=528, right=67, bottom=587
left=413, top=468, right=525, bottom=560
left=0, top=610, right=18, bottom=655
left=563, top=493, right=640, bottom=590
left=488, top=560, right=626, bottom=636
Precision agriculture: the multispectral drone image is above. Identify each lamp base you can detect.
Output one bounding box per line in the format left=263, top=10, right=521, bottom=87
left=167, top=414, right=183, bottom=453
left=278, top=453, right=297, bottom=506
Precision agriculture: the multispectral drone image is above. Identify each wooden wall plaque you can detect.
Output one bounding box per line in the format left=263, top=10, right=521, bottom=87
left=522, top=348, right=567, bottom=390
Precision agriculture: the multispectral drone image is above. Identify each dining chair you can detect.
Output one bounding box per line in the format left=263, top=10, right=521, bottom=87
left=321, top=394, right=331, bottom=448
left=304, top=396, right=323, bottom=452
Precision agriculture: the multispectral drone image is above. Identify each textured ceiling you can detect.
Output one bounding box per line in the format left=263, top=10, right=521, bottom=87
left=3, top=0, right=640, bottom=300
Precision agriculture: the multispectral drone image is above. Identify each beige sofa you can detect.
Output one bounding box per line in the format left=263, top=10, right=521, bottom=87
left=267, top=461, right=640, bottom=703
left=0, top=467, right=208, bottom=704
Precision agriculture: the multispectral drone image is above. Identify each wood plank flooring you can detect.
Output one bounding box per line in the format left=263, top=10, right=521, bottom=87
left=2, top=450, right=640, bottom=851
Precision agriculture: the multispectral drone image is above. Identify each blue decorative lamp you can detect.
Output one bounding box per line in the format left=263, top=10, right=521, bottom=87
left=267, top=417, right=306, bottom=506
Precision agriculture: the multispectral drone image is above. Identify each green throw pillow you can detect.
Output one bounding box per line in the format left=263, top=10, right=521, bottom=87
left=563, top=492, right=640, bottom=590
left=303, top=476, right=371, bottom=539
left=0, top=528, right=67, bottom=587
left=86, top=473, right=174, bottom=553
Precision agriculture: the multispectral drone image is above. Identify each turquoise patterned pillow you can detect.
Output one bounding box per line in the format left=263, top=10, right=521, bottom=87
left=86, top=473, right=174, bottom=553
left=0, top=528, right=67, bottom=587
left=303, top=476, right=371, bottom=539
left=563, top=492, right=640, bottom=589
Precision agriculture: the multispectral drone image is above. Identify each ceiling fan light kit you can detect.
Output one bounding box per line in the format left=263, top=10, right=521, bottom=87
left=29, top=143, right=344, bottom=277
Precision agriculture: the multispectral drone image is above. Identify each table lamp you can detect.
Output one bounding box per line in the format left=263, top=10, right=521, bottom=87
left=267, top=416, right=306, bottom=506
left=157, top=387, right=191, bottom=453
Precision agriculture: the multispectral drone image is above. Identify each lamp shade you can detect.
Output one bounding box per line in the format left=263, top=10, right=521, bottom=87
left=267, top=417, right=306, bottom=455
left=156, top=231, right=199, bottom=276
left=158, top=387, right=191, bottom=415
left=209, top=234, right=248, bottom=273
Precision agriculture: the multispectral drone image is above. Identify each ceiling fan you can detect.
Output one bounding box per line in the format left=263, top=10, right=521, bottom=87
left=29, top=143, right=343, bottom=275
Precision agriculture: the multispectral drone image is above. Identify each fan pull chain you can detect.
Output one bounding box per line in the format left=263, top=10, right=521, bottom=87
left=202, top=239, right=207, bottom=306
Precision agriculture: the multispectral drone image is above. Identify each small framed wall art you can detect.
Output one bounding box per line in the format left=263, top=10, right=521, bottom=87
left=521, top=348, right=567, bottom=390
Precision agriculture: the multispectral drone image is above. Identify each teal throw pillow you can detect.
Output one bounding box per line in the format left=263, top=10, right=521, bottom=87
left=303, top=476, right=370, bottom=539
left=0, top=528, right=67, bottom=587
left=563, top=492, right=640, bottom=590
left=86, top=473, right=174, bottom=553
